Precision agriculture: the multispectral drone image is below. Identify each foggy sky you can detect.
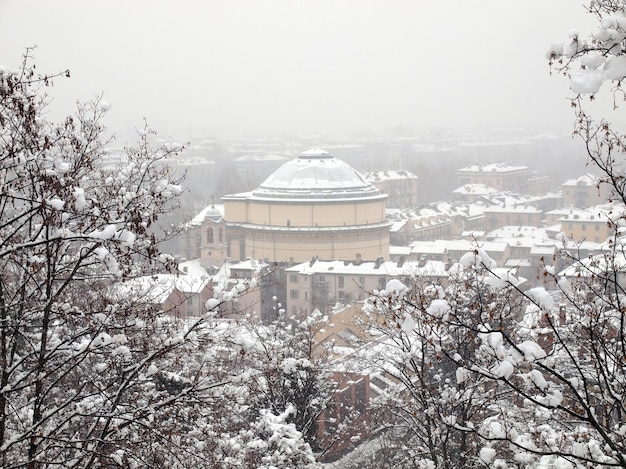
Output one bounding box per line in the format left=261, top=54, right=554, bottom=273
left=0, top=1, right=598, bottom=141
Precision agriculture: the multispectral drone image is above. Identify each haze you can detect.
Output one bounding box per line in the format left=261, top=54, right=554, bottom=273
left=0, top=0, right=597, bottom=141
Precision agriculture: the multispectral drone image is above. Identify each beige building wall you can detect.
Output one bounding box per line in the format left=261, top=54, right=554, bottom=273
left=562, top=217, right=612, bottom=243
left=244, top=229, right=389, bottom=263
left=238, top=199, right=386, bottom=227
left=223, top=196, right=390, bottom=263
left=223, top=197, right=248, bottom=223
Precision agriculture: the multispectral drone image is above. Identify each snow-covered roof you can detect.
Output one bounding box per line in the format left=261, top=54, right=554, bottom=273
left=248, top=149, right=383, bottom=201
left=558, top=204, right=625, bottom=222
left=452, top=183, right=499, bottom=196
left=486, top=225, right=551, bottom=240
left=409, top=239, right=508, bottom=254
left=562, top=173, right=600, bottom=187
left=481, top=205, right=541, bottom=214
left=179, top=259, right=211, bottom=276
left=389, top=219, right=408, bottom=232
left=559, top=251, right=626, bottom=278
left=457, top=162, right=529, bottom=173
left=189, top=203, right=224, bottom=225
left=387, top=201, right=486, bottom=221
left=285, top=259, right=450, bottom=278
left=529, top=245, right=557, bottom=256
left=364, top=169, right=418, bottom=182
left=389, top=245, right=412, bottom=256
left=112, top=274, right=211, bottom=304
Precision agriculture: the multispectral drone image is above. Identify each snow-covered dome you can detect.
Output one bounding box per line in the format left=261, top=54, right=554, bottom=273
left=203, top=205, right=222, bottom=221
left=190, top=202, right=223, bottom=225
left=252, top=148, right=381, bottom=200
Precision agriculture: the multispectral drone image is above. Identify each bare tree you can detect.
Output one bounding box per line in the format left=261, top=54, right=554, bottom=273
left=356, top=3, right=626, bottom=467
left=0, top=50, right=239, bottom=468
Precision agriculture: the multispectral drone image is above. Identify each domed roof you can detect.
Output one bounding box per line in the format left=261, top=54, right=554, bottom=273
left=203, top=205, right=223, bottom=221
left=190, top=201, right=223, bottom=225
left=252, top=149, right=382, bottom=200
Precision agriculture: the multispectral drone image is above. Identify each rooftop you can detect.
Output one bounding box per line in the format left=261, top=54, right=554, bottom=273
left=249, top=149, right=383, bottom=200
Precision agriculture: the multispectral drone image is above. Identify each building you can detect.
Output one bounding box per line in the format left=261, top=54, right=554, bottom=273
left=387, top=202, right=485, bottom=245
left=559, top=205, right=624, bottom=243
left=181, top=202, right=228, bottom=269
left=456, top=162, right=530, bottom=193
left=222, top=149, right=392, bottom=263
left=112, top=274, right=213, bottom=318
left=482, top=204, right=543, bottom=231
left=285, top=258, right=450, bottom=317
left=561, top=173, right=611, bottom=208
left=364, top=169, right=419, bottom=208
left=408, top=239, right=510, bottom=266
left=452, top=183, right=500, bottom=202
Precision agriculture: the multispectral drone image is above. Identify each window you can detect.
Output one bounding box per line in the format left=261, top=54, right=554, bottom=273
left=290, top=289, right=299, bottom=299
left=582, top=224, right=586, bottom=231
left=218, top=227, right=223, bottom=243
left=338, top=276, right=344, bottom=288
left=359, top=276, right=365, bottom=287
left=338, top=291, right=345, bottom=300
left=595, top=224, right=600, bottom=231
left=206, top=228, right=214, bottom=243
left=378, top=277, right=386, bottom=290
left=290, top=274, right=298, bottom=283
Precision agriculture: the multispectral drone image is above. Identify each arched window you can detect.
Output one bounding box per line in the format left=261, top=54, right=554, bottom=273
left=206, top=228, right=214, bottom=244
left=218, top=227, right=223, bottom=243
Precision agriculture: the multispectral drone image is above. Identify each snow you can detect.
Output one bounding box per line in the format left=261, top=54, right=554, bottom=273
left=526, top=287, right=555, bottom=310
left=98, top=100, right=111, bottom=112
left=479, top=447, right=496, bottom=464
left=537, top=389, right=564, bottom=408
left=456, top=367, right=471, bottom=385
left=459, top=248, right=496, bottom=270
left=581, top=52, right=606, bottom=69
left=116, top=229, right=136, bottom=248
left=401, top=314, right=415, bottom=333
left=73, top=186, right=87, bottom=210
left=385, top=279, right=407, bottom=294
left=570, top=70, right=604, bottom=94
left=486, top=421, right=506, bottom=439
left=91, top=224, right=117, bottom=240
left=47, top=198, right=65, bottom=210
left=528, top=369, right=549, bottom=391
left=493, top=360, right=515, bottom=379
left=426, top=299, right=450, bottom=319
left=517, top=340, right=547, bottom=362
left=554, top=456, right=574, bottom=469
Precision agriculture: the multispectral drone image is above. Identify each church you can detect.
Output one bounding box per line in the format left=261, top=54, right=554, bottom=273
left=220, top=148, right=391, bottom=264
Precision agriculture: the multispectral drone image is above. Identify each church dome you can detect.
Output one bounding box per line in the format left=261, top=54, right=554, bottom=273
left=251, top=148, right=381, bottom=200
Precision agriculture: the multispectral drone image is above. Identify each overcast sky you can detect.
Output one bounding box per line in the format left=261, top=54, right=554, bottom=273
left=0, top=1, right=600, bottom=142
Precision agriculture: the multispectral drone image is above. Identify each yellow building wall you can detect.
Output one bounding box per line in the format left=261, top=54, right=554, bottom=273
left=565, top=220, right=611, bottom=243
left=242, top=199, right=386, bottom=227
left=246, top=231, right=389, bottom=263
left=223, top=198, right=248, bottom=223
left=223, top=193, right=389, bottom=263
